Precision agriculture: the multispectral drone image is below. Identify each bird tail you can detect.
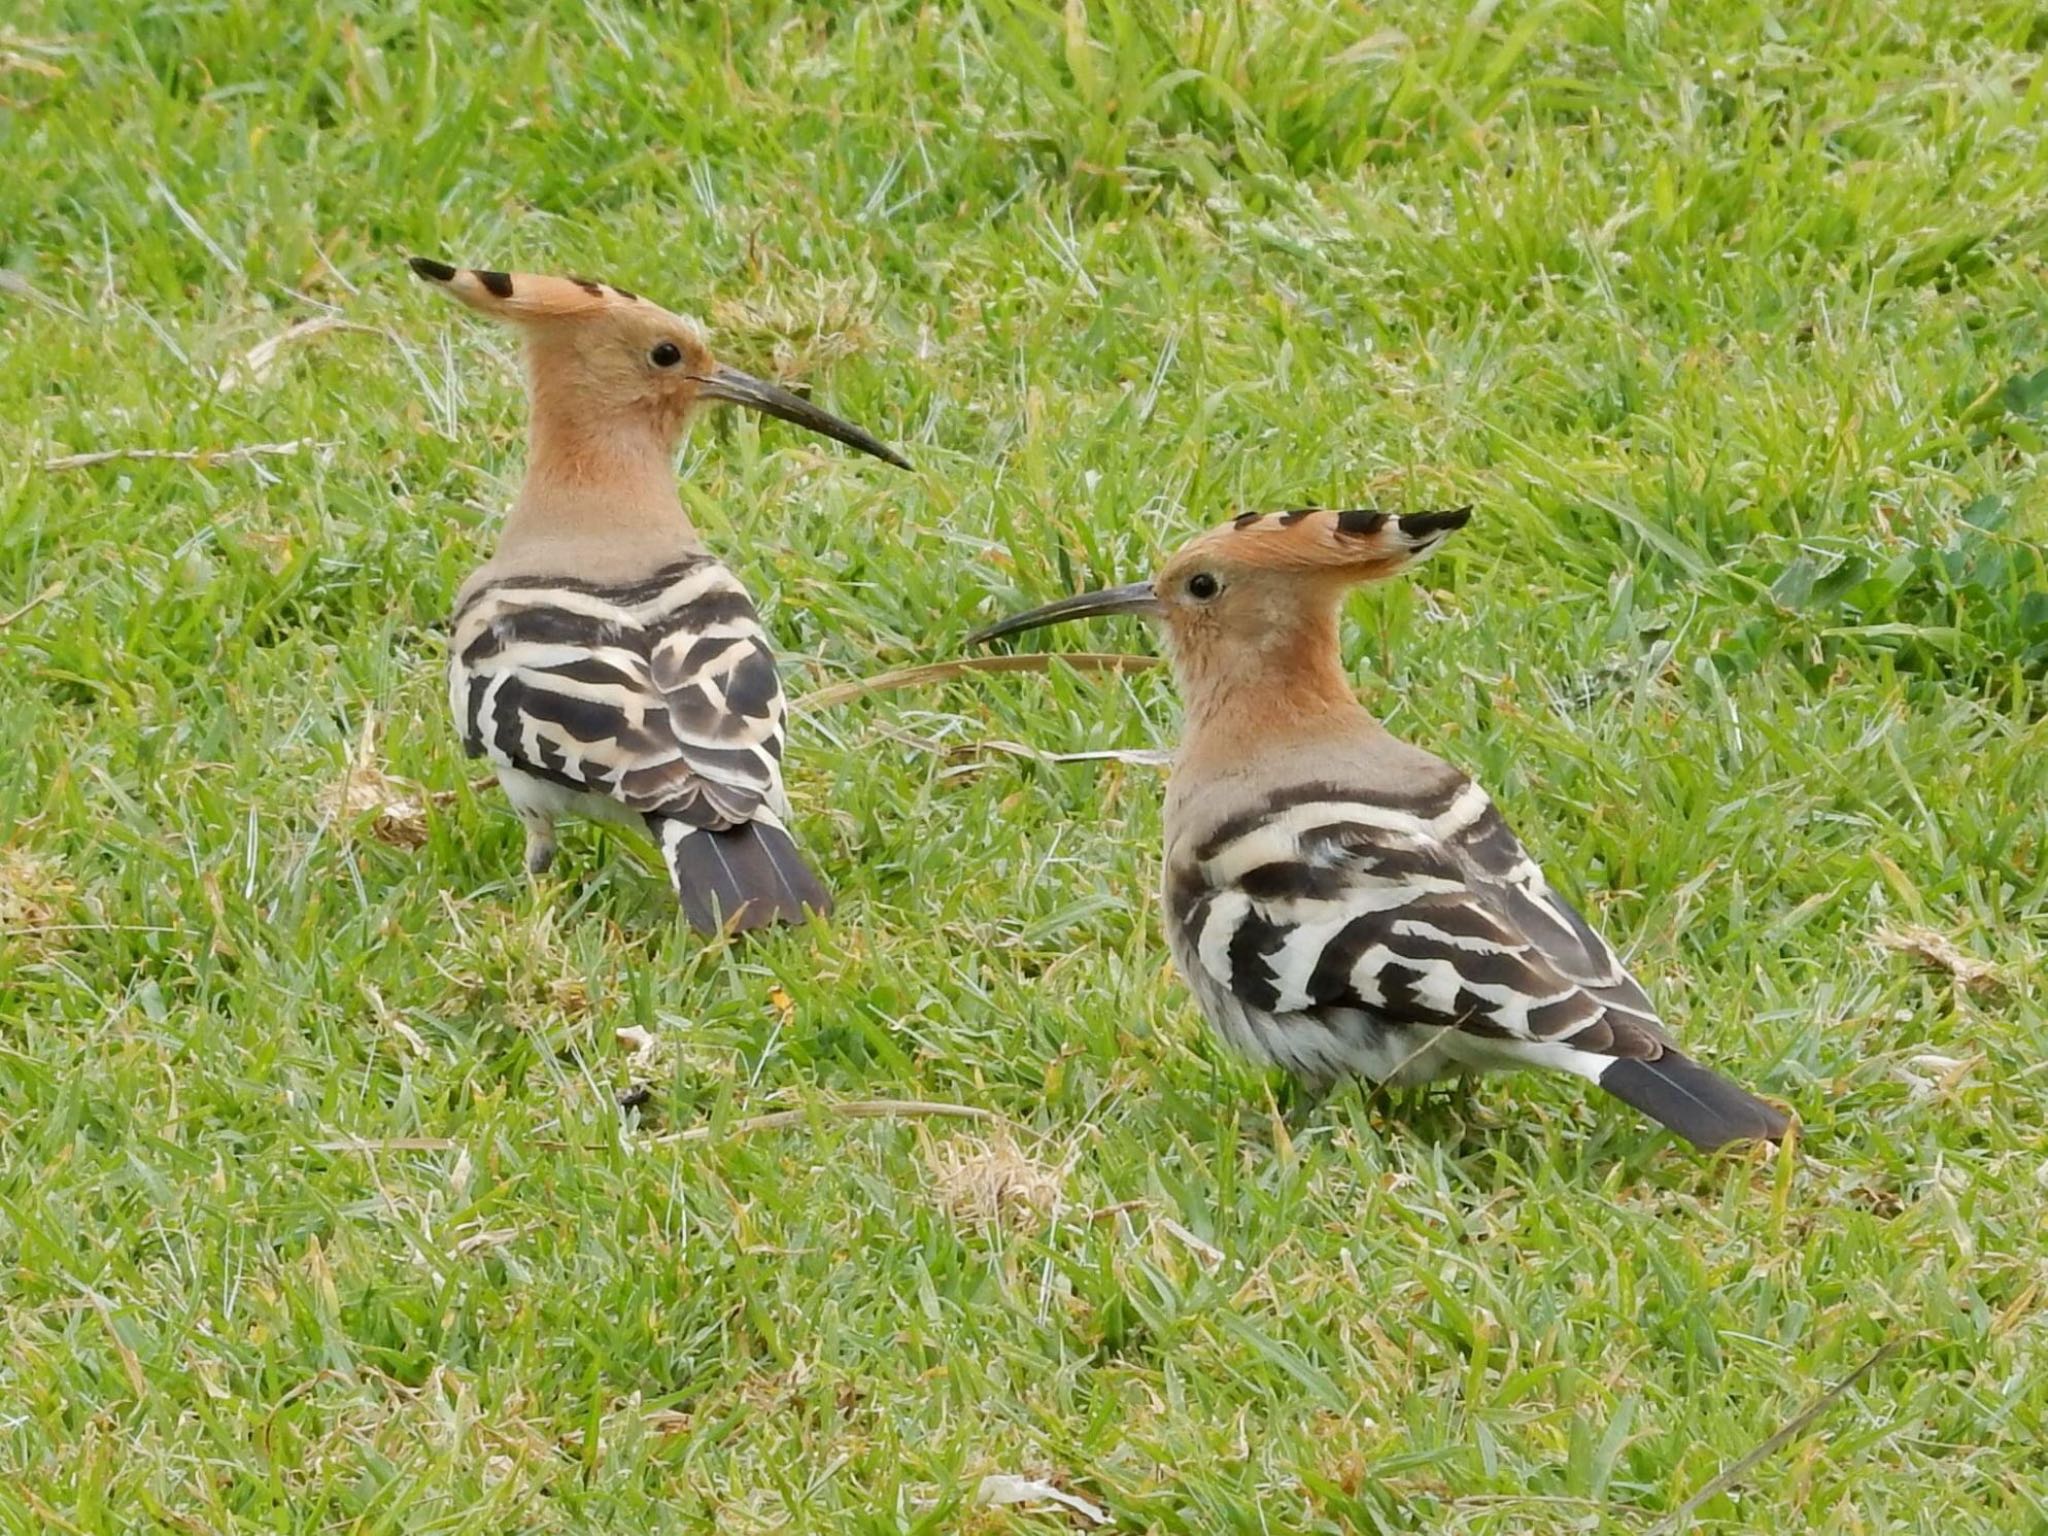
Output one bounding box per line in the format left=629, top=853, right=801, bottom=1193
left=649, top=815, right=832, bottom=935
left=1593, top=1049, right=1790, bottom=1150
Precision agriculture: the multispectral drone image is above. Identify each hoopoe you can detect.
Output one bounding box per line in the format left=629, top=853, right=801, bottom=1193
left=971, top=508, right=1790, bottom=1149
left=411, top=258, right=908, bottom=932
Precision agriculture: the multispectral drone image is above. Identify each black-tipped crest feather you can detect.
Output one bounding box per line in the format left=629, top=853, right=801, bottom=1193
left=1395, top=505, right=1474, bottom=538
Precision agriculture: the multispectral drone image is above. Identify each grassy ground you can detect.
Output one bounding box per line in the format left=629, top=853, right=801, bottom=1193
left=4, top=2, right=2047, bottom=1530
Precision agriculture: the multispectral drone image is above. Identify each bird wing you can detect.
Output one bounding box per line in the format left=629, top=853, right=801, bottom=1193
left=450, top=557, right=789, bottom=829
left=1171, top=779, right=1672, bottom=1059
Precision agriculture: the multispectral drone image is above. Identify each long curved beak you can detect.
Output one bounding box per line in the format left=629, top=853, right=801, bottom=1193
left=967, top=582, right=1162, bottom=646
left=695, top=364, right=911, bottom=469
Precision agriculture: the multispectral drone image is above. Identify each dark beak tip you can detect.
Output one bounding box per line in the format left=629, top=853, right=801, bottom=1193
left=962, top=582, right=1160, bottom=648
left=408, top=256, right=458, bottom=283
left=966, top=606, right=1044, bottom=647
left=834, top=434, right=911, bottom=471
left=704, top=363, right=911, bottom=469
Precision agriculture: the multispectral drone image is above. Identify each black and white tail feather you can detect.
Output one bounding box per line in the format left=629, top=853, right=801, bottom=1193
left=451, top=554, right=831, bottom=933
left=1166, top=774, right=1788, bottom=1149
left=650, top=815, right=830, bottom=934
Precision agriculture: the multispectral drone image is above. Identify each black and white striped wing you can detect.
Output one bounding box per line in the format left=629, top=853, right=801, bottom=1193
left=1173, top=778, right=1672, bottom=1062
left=450, top=557, right=788, bottom=829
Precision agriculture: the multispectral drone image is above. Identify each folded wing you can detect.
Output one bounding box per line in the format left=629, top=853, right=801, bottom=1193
left=451, top=556, right=829, bottom=929
left=1174, top=778, right=1784, bottom=1146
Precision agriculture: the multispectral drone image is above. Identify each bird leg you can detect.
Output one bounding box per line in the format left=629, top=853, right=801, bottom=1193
left=519, top=813, right=558, bottom=877
left=1279, top=1074, right=1336, bottom=1133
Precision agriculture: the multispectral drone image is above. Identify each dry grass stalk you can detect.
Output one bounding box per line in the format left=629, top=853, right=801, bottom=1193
left=927, top=1128, right=1067, bottom=1230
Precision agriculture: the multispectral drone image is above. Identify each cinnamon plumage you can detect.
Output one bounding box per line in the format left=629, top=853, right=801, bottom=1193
left=411, top=259, right=907, bottom=932
left=972, top=507, right=1789, bottom=1149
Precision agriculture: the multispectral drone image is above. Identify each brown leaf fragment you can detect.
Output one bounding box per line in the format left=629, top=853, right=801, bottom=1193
left=973, top=1473, right=1108, bottom=1526
left=0, top=846, right=75, bottom=954
left=319, top=715, right=429, bottom=847
left=1874, top=925, right=2007, bottom=997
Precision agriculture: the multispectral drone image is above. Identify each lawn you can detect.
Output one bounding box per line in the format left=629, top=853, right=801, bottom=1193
left=3, top=2, right=2046, bottom=1530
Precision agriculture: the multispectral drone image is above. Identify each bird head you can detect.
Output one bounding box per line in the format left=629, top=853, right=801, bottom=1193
left=971, top=505, right=1471, bottom=736
left=408, top=257, right=909, bottom=469
left=970, top=506, right=1471, bottom=663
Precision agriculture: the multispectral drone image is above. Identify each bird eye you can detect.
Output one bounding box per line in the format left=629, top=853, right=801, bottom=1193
left=649, top=341, right=684, bottom=368
left=1186, top=572, right=1220, bottom=600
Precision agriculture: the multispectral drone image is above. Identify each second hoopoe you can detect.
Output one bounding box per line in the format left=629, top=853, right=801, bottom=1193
left=972, top=509, right=1790, bottom=1150
left=412, top=258, right=908, bottom=933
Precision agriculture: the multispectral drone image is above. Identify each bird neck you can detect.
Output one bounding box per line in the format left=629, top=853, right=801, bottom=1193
left=1170, top=602, right=1377, bottom=764
left=498, top=388, right=702, bottom=560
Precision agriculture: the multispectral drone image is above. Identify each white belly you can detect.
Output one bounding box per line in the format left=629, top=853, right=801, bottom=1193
left=1169, top=918, right=1463, bottom=1089
left=494, top=765, right=643, bottom=832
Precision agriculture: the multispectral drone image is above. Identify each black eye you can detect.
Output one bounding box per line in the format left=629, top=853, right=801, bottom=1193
left=1186, top=572, right=1220, bottom=600
left=650, top=341, right=683, bottom=368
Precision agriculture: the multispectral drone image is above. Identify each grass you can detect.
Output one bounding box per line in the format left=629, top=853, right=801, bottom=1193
left=3, top=1, right=2046, bottom=1530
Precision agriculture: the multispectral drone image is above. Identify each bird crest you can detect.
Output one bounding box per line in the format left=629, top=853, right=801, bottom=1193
left=407, top=257, right=651, bottom=324
left=1169, top=506, right=1474, bottom=581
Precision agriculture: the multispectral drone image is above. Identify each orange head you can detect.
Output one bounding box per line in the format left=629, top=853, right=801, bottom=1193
left=974, top=506, right=1468, bottom=646
left=408, top=258, right=909, bottom=471
left=970, top=506, right=1470, bottom=720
